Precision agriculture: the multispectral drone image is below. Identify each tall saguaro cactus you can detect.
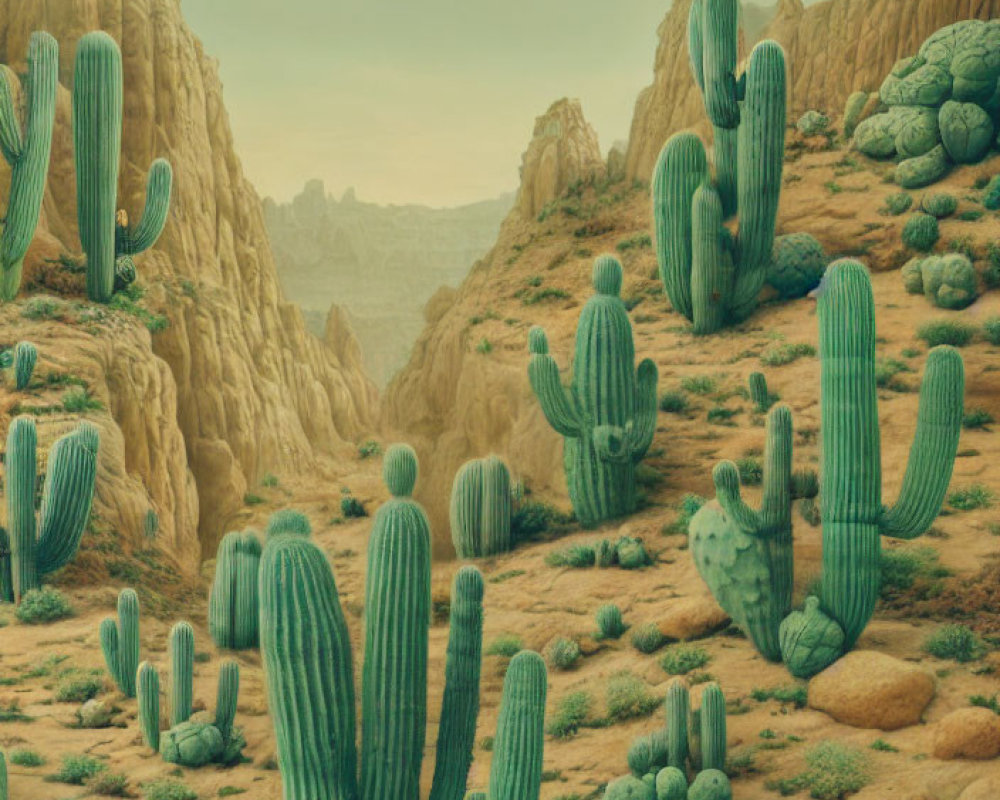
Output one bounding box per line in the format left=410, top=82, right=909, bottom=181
left=690, top=260, right=964, bottom=676
left=5, top=417, right=99, bottom=602
left=259, top=445, right=546, bottom=800
left=528, top=256, right=658, bottom=526
left=0, top=32, right=58, bottom=301
left=208, top=530, right=262, bottom=649
left=73, top=32, right=172, bottom=303
left=653, top=0, right=786, bottom=334
left=450, top=455, right=512, bottom=558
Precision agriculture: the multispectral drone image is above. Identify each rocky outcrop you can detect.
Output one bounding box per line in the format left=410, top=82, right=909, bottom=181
left=516, top=98, right=604, bottom=219
left=625, top=0, right=1000, bottom=182
left=264, top=181, right=512, bottom=386
left=0, top=0, right=377, bottom=560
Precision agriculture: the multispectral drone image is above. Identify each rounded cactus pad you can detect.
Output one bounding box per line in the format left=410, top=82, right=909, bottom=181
left=656, top=766, right=688, bottom=800
left=383, top=443, right=418, bottom=496
left=688, top=769, right=732, bottom=800
left=527, top=326, right=548, bottom=355
left=592, top=255, right=623, bottom=296
left=902, top=212, right=940, bottom=252
left=603, top=775, right=654, bottom=800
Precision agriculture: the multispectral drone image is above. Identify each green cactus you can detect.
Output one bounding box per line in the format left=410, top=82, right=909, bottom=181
left=73, top=32, right=172, bottom=303
left=656, top=767, right=688, bottom=800
left=215, top=660, right=239, bottom=744
left=160, top=719, right=223, bottom=767
left=748, top=371, right=772, bottom=413
left=0, top=33, right=58, bottom=301
left=527, top=256, right=658, bottom=527
left=843, top=91, right=870, bottom=138
left=169, top=621, right=194, bottom=727
left=767, top=233, right=828, bottom=300
left=100, top=588, right=140, bottom=696
left=778, top=596, right=846, bottom=679
left=902, top=212, right=940, bottom=251
left=137, top=661, right=160, bottom=752
left=596, top=603, right=627, bottom=640
left=665, top=678, right=690, bottom=771
left=428, top=566, right=484, bottom=800
left=653, top=3, right=786, bottom=335
left=0, top=528, right=11, bottom=603
left=489, top=651, right=548, bottom=800
left=688, top=770, right=732, bottom=800
left=450, top=455, right=512, bottom=558
left=13, top=341, right=36, bottom=390
left=265, top=509, right=311, bottom=539
left=699, top=684, right=727, bottom=772
left=902, top=254, right=977, bottom=309
left=208, top=530, right=262, bottom=649
left=6, top=416, right=98, bottom=602
left=0, top=749, right=6, bottom=800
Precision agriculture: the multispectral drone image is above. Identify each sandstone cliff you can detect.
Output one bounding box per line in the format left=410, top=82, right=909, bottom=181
left=625, top=0, right=1000, bottom=182
left=0, top=0, right=377, bottom=563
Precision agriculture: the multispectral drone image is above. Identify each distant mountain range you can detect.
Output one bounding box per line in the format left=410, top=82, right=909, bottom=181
left=264, top=181, right=514, bottom=385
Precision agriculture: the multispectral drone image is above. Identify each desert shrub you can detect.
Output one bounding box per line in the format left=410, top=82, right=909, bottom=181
left=546, top=691, right=593, bottom=739
left=16, top=587, right=72, bottom=624
left=963, top=408, right=994, bottom=429
left=545, top=543, right=596, bottom=568
left=545, top=637, right=581, bottom=670
left=485, top=634, right=523, bottom=658
left=510, top=501, right=574, bottom=543
left=606, top=672, right=660, bottom=721
left=357, top=439, right=381, bottom=458
left=751, top=685, right=808, bottom=709
left=596, top=603, right=627, bottom=640
left=922, top=193, right=957, bottom=218
left=476, top=338, right=492, bottom=354
left=916, top=319, right=975, bottom=347
left=340, top=495, right=366, bottom=518
left=983, top=317, right=1000, bottom=345
left=681, top=375, right=717, bottom=395
left=790, top=469, right=819, bottom=500
left=923, top=624, right=986, bottom=662
left=21, top=296, right=64, bottom=320
left=631, top=622, right=665, bottom=654
left=879, top=547, right=948, bottom=598
left=143, top=780, right=198, bottom=800
left=707, top=406, right=737, bottom=424
left=663, top=493, right=707, bottom=535
left=982, top=175, right=1000, bottom=210
left=736, top=457, right=763, bottom=486
left=48, top=754, right=106, bottom=784
left=88, top=772, right=130, bottom=796
left=760, top=342, right=816, bottom=367
left=55, top=675, right=104, bottom=703
left=659, top=391, right=688, bottom=413
left=874, top=358, right=911, bottom=389
left=660, top=645, right=711, bottom=675
left=901, top=213, right=939, bottom=252
left=777, top=742, right=871, bottom=800
left=8, top=748, right=45, bottom=767
left=880, top=192, right=912, bottom=215
left=62, top=388, right=103, bottom=412
left=948, top=484, right=994, bottom=511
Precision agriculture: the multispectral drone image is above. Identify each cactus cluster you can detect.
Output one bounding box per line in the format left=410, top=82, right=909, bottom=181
left=528, top=256, right=658, bottom=527
left=603, top=679, right=731, bottom=800
left=902, top=254, right=977, bottom=309
left=1, top=417, right=99, bottom=604
left=73, top=32, right=172, bottom=303
left=652, top=0, right=786, bottom=334
left=0, top=33, right=58, bottom=301
left=208, top=529, right=262, bottom=649
left=100, top=588, right=141, bottom=697
left=450, top=455, right=512, bottom=558
left=690, top=260, right=964, bottom=676
left=259, top=444, right=547, bottom=800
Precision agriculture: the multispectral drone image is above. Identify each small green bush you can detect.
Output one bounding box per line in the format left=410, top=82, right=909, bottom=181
left=16, top=587, right=73, bottom=624
left=790, top=469, right=819, bottom=500
left=55, top=675, right=104, bottom=703
left=983, top=317, right=1000, bottom=345
left=760, top=342, right=816, bottom=367
left=681, top=375, right=717, bottom=395
left=736, top=457, right=763, bottom=486
left=606, top=672, right=660, bottom=721
left=630, top=622, right=665, bottom=654
left=879, top=546, right=948, bottom=598
left=902, top=213, right=939, bottom=252
left=62, top=388, right=103, bottom=413
left=144, top=780, right=199, bottom=800
left=880, top=192, right=912, bottom=215
left=923, top=624, right=986, bottom=663
left=596, top=603, right=627, bottom=640
left=869, top=738, right=898, bottom=752
left=357, top=439, right=382, bottom=458
left=874, top=357, right=911, bottom=389
left=48, top=754, right=106, bottom=784
left=707, top=406, right=737, bottom=425
left=660, top=645, right=711, bottom=675
left=486, top=634, right=523, bottom=658
left=545, top=543, right=596, bottom=568
left=545, top=637, right=581, bottom=670
left=788, top=742, right=871, bottom=800
left=948, top=484, right=994, bottom=511
left=476, top=338, right=492, bottom=354
left=340, top=495, right=366, bottom=518
left=982, top=175, right=1000, bottom=210
left=8, top=748, right=45, bottom=767
left=916, top=319, right=975, bottom=347
left=546, top=691, right=593, bottom=739
left=921, top=193, right=957, bottom=218
left=88, top=772, right=130, bottom=796
left=22, top=296, right=63, bottom=320
left=751, top=685, right=808, bottom=709
left=963, top=408, right=994, bottom=429
left=659, top=391, right=688, bottom=413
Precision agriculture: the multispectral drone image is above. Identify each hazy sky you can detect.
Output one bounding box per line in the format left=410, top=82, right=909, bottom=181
left=182, top=1, right=820, bottom=208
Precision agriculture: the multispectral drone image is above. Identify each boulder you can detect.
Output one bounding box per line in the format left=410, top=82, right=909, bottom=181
left=932, top=707, right=1000, bottom=760
left=77, top=698, right=114, bottom=728
left=959, top=776, right=1000, bottom=800
left=657, top=596, right=730, bottom=642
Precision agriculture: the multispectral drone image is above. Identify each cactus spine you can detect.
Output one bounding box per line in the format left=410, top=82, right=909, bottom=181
left=100, top=588, right=140, bottom=696
left=527, top=256, right=658, bottom=526
left=0, top=32, right=58, bottom=300
left=137, top=661, right=160, bottom=752
left=450, top=455, right=512, bottom=558
left=488, top=651, right=548, bottom=800
left=208, top=530, right=262, bottom=649
left=653, top=0, right=786, bottom=334
left=169, top=621, right=194, bottom=727
left=73, top=32, right=172, bottom=303
left=215, top=660, right=239, bottom=744
left=690, top=260, right=964, bottom=672
left=6, top=416, right=98, bottom=602
left=13, top=341, right=36, bottom=390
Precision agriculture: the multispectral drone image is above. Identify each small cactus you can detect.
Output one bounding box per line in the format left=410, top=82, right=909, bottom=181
left=12, top=342, right=36, bottom=390
left=137, top=661, right=160, bottom=751
left=208, top=530, right=262, bottom=649
left=100, top=588, right=140, bottom=697
left=265, top=509, right=311, bottom=539
left=169, top=621, right=194, bottom=727
left=450, top=455, right=513, bottom=558
left=596, top=603, right=627, bottom=639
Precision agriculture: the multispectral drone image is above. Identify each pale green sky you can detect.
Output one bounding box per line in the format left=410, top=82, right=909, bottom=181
left=181, top=1, right=815, bottom=208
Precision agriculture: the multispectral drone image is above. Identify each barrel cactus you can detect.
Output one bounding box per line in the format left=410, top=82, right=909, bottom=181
left=100, top=588, right=140, bottom=697
left=596, top=603, right=627, bottom=639
left=259, top=445, right=546, bottom=800
left=73, top=32, right=172, bottom=303
left=450, top=455, right=512, bottom=558
left=902, top=254, right=977, bottom=309
left=691, top=260, right=963, bottom=673
left=652, top=0, right=786, bottom=334
left=0, top=33, right=58, bottom=300
left=767, top=233, right=828, bottom=299
left=901, top=213, right=939, bottom=252
left=12, top=342, right=36, bottom=390
left=527, top=256, right=658, bottom=527
left=3, top=417, right=98, bottom=603
left=208, top=530, right=262, bottom=649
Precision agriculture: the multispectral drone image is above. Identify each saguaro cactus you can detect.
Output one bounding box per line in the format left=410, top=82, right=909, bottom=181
left=260, top=446, right=545, bottom=800
left=450, top=455, right=512, bottom=558
left=137, top=661, right=160, bottom=751
left=13, top=341, right=36, bottom=390
left=215, top=660, right=239, bottom=744
left=73, top=32, right=172, bottom=303
left=169, top=621, right=194, bottom=727
left=653, top=0, right=786, bottom=334
left=488, top=651, right=548, bottom=800
left=0, top=32, right=58, bottom=301
left=6, top=416, right=99, bottom=602
left=100, top=588, right=140, bottom=696
left=527, top=256, right=658, bottom=526
left=690, top=260, right=964, bottom=674
left=208, top=530, right=262, bottom=649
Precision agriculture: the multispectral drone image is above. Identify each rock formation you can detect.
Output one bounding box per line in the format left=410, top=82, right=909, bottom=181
left=625, top=0, right=1000, bottom=182
left=516, top=98, right=604, bottom=219
left=0, top=0, right=377, bottom=562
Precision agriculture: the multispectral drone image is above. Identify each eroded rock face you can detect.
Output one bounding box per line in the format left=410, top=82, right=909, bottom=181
left=516, top=98, right=604, bottom=219
left=624, top=0, right=1000, bottom=182
left=0, top=0, right=377, bottom=559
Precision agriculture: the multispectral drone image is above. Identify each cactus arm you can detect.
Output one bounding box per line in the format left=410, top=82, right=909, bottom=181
left=691, top=183, right=732, bottom=335
left=760, top=404, right=793, bottom=530
left=879, top=345, right=964, bottom=539
left=713, top=125, right=739, bottom=218
left=687, top=0, right=705, bottom=91
left=7, top=415, right=37, bottom=601
left=731, top=41, right=786, bottom=320
left=700, top=0, right=741, bottom=129
left=0, top=527, right=12, bottom=602
left=35, top=423, right=98, bottom=576
left=119, top=158, right=172, bottom=255
left=628, top=358, right=658, bottom=461
left=137, top=661, right=161, bottom=752
left=593, top=424, right=630, bottom=463
left=215, top=659, right=239, bottom=744
left=528, top=352, right=582, bottom=437
left=0, top=68, right=23, bottom=164
left=712, top=461, right=762, bottom=533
